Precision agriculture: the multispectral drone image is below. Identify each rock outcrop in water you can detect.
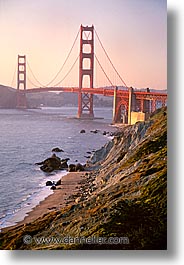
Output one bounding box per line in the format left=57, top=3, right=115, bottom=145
left=52, top=147, right=64, bottom=153
left=36, top=154, right=68, bottom=172
left=0, top=107, right=167, bottom=250
left=36, top=153, right=85, bottom=173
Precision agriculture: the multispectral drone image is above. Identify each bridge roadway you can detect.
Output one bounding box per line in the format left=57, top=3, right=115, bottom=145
left=24, top=87, right=167, bottom=101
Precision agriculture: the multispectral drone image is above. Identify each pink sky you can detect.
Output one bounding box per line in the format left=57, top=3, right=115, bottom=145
left=0, top=0, right=167, bottom=90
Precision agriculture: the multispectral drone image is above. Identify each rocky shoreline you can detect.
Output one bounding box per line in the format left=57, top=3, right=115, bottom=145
left=0, top=107, right=167, bottom=250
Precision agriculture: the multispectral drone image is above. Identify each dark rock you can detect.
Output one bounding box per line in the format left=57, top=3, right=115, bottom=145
left=50, top=185, right=56, bottom=190
left=70, top=204, right=77, bottom=212
left=38, top=154, right=62, bottom=173
left=61, top=158, right=70, bottom=162
left=55, top=179, right=61, bottom=186
left=40, top=165, right=53, bottom=173
left=68, top=164, right=76, bottom=172
left=76, top=163, right=85, bottom=172
left=60, top=160, right=69, bottom=169
left=90, top=129, right=99, bottom=134
left=68, top=163, right=85, bottom=172
left=52, top=147, right=64, bottom=152
left=46, top=157, right=60, bottom=169
left=80, top=129, right=86, bottom=133
left=70, top=204, right=81, bottom=212
left=62, top=221, right=70, bottom=226
left=46, top=181, right=53, bottom=186
left=116, top=152, right=126, bottom=163
left=86, top=151, right=92, bottom=154
left=101, top=207, right=108, bottom=213
left=48, top=206, right=56, bottom=210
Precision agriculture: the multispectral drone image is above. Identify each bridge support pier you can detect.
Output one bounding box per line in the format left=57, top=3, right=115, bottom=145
left=112, top=87, right=128, bottom=124
left=16, top=55, right=27, bottom=109
left=112, top=86, right=118, bottom=123
left=128, top=87, right=133, bottom=124
left=112, top=87, right=122, bottom=123
left=151, top=99, right=156, bottom=112
left=16, top=92, right=27, bottom=109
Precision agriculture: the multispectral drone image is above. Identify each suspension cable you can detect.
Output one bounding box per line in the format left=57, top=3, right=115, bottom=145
left=95, top=29, right=128, bottom=88
left=10, top=65, right=16, bottom=88
left=26, top=28, right=80, bottom=88
left=45, top=29, right=80, bottom=86
left=95, top=54, right=114, bottom=87
left=27, top=61, right=46, bottom=87
left=27, top=76, right=40, bottom=88
left=53, top=55, right=79, bottom=87
left=83, top=31, right=114, bottom=88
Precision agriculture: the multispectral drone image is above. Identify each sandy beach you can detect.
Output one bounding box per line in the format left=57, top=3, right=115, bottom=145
left=3, top=172, right=86, bottom=231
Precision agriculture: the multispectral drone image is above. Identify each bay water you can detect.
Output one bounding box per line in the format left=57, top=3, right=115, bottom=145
left=0, top=107, right=115, bottom=230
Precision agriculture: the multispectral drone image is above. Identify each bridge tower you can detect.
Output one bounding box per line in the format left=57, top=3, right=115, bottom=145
left=16, top=55, right=27, bottom=108
left=78, top=25, right=94, bottom=118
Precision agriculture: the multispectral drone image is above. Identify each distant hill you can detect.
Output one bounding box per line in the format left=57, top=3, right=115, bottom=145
left=26, top=91, right=112, bottom=108
left=0, top=85, right=112, bottom=108
left=0, top=85, right=16, bottom=108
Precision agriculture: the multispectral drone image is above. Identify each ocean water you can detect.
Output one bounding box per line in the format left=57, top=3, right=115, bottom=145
left=0, top=107, right=115, bottom=229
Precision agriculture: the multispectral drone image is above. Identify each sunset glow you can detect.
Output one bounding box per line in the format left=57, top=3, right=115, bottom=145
left=0, top=0, right=167, bottom=90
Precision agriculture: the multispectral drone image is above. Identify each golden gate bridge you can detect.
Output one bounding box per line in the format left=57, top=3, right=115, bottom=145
left=14, top=25, right=167, bottom=124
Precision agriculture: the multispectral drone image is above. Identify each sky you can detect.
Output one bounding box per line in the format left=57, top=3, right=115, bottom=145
left=0, top=0, right=167, bottom=90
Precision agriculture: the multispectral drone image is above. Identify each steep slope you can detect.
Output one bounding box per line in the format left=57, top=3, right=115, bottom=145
left=0, top=107, right=167, bottom=250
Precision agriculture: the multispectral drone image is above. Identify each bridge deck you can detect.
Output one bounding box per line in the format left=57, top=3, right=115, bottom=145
left=23, top=87, right=167, bottom=100
left=22, top=87, right=167, bottom=100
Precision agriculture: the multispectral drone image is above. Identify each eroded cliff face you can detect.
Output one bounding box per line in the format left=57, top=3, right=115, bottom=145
left=0, top=107, right=167, bottom=250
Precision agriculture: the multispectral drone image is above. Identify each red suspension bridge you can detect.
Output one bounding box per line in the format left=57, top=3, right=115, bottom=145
left=15, top=25, right=167, bottom=124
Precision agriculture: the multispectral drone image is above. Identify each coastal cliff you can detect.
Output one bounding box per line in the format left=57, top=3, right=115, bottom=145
left=0, top=107, right=167, bottom=250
